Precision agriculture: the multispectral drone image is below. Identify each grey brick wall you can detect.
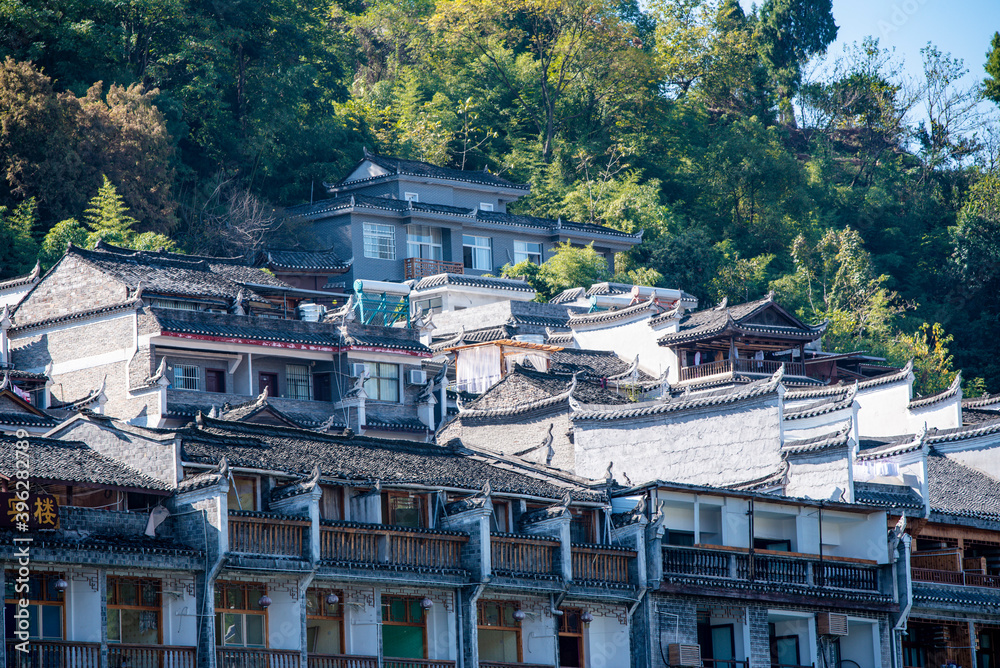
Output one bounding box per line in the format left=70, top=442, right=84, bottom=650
left=56, top=419, right=177, bottom=485
left=12, top=254, right=128, bottom=327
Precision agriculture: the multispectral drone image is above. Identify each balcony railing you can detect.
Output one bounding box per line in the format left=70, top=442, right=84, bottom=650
left=383, top=660, right=457, bottom=668
left=912, top=567, right=1000, bottom=588
left=320, top=521, right=468, bottom=571
left=6, top=640, right=100, bottom=668
left=404, top=257, right=464, bottom=280
left=479, top=663, right=555, bottom=668
left=228, top=511, right=309, bottom=558
left=571, top=543, right=635, bottom=585
left=108, top=644, right=197, bottom=668
left=308, top=655, right=379, bottom=668
left=491, top=532, right=559, bottom=578
left=679, top=359, right=807, bottom=382
left=216, top=648, right=301, bottom=668
left=704, top=660, right=750, bottom=668
left=662, top=545, right=880, bottom=592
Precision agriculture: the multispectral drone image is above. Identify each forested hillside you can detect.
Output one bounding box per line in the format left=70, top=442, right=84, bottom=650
left=1, top=0, right=999, bottom=394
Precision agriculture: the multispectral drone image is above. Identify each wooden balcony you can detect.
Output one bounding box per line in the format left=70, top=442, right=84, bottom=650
left=490, top=532, right=559, bottom=578
left=108, top=643, right=197, bottom=668
left=308, top=655, right=378, bottom=668
left=479, top=663, right=555, bottom=668
left=383, top=660, right=457, bottom=668
left=320, top=521, right=468, bottom=571
left=912, top=567, right=1000, bottom=588
left=662, top=545, right=881, bottom=592
left=910, top=548, right=1000, bottom=588
left=6, top=640, right=100, bottom=668
left=228, top=511, right=309, bottom=558
left=216, top=647, right=301, bottom=667
left=404, top=257, right=464, bottom=280
left=571, top=543, right=635, bottom=585
left=679, top=359, right=807, bottom=382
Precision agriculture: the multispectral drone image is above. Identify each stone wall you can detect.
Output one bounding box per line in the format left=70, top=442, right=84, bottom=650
left=12, top=253, right=129, bottom=326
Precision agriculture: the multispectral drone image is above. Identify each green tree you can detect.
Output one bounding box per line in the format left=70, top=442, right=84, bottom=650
left=985, top=31, right=1000, bottom=107
left=952, top=171, right=1000, bottom=292
left=502, top=241, right=610, bottom=300
left=0, top=198, right=39, bottom=279
left=38, top=218, right=89, bottom=270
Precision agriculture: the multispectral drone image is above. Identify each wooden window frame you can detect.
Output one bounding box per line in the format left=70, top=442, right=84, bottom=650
left=4, top=571, right=65, bottom=641
left=214, top=581, right=269, bottom=648
left=228, top=475, right=259, bottom=512
left=558, top=607, right=586, bottom=668
left=306, top=588, right=345, bottom=654
left=107, top=577, right=162, bottom=645
left=477, top=600, right=522, bottom=663
left=381, top=595, right=428, bottom=659
left=382, top=491, right=428, bottom=528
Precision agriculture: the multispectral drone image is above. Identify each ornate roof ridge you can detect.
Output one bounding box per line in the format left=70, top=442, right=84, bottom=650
left=783, top=383, right=857, bottom=420
left=909, top=372, right=962, bottom=410
left=0, top=262, right=40, bottom=291
left=567, top=298, right=658, bottom=327
left=856, top=359, right=914, bottom=390
left=962, top=392, right=1000, bottom=408
left=782, top=422, right=853, bottom=453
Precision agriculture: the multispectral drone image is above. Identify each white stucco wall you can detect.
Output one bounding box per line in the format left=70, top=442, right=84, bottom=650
left=66, top=572, right=102, bottom=642
left=267, top=587, right=301, bottom=650
left=908, top=396, right=962, bottom=433
left=855, top=381, right=913, bottom=437
left=584, top=607, right=631, bottom=668
left=162, top=580, right=199, bottom=646
left=343, top=588, right=379, bottom=656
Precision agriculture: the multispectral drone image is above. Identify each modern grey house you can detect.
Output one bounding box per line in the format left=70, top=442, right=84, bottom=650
left=281, top=152, right=643, bottom=285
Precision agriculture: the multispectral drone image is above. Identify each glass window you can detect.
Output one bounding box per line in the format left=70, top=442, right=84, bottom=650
left=407, top=225, right=443, bottom=261
left=463, top=235, right=492, bottom=270
left=228, top=476, right=257, bottom=511
left=404, top=192, right=419, bottom=202
left=363, top=223, right=396, bottom=260
left=478, top=600, right=522, bottom=662
left=381, top=596, right=426, bottom=659
left=3, top=571, right=64, bottom=641
left=285, top=364, right=311, bottom=401
left=514, top=241, right=543, bottom=265
left=479, top=202, right=494, bottom=211
left=108, top=578, right=160, bottom=645
left=364, top=362, right=399, bottom=402
left=383, top=492, right=426, bottom=528
left=306, top=589, right=344, bottom=654
left=215, top=582, right=267, bottom=648
left=413, top=297, right=443, bottom=315
left=174, top=364, right=199, bottom=390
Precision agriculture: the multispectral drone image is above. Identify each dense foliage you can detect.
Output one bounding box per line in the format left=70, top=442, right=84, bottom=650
left=0, top=1, right=998, bottom=394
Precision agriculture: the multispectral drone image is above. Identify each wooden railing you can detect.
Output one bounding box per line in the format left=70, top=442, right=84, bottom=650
left=383, top=659, right=457, bottom=668
left=229, top=512, right=309, bottom=558
left=108, top=644, right=197, bottom=668
left=404, top=257, right=464, bottom=279
left=216, top=647, right=301, bottom=668
left=320, top=521, right=468, bottom=571
left=662, top=546, right=881, bottom=592
left=308, top=655, right=379, bottom=668
left=912, top=567, right=1000, bottom=588
left=571, top=543, right=635, bottom=585
left=490, top=533, right=558, bottom=577
left=479, top=663, right=555, bottom=668
left=911, top=548, right=962, bottom=572
left=679, top=359, right=807, bottom=382
left=6, top=640, right=101, bottom=668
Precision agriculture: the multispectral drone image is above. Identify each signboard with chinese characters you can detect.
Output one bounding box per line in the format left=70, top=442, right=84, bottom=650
left=1, top=492, right=60, bottom=530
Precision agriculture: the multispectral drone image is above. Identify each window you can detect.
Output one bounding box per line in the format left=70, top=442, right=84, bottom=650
left=363, top=223, right=396, bottom=260
left=306, top=588, right=344, bottom=655
left=364, top=362, right=399, bottom=402
left=407, top=225, right=443, bottom=261
left=404, top=192, right=419, bottom=202
left=491, top=500, right=511, bottom=533
left=381, top=596, right=426, bottom=659
left=320, top=485, right=343, bottom=521
left=382, top=492, right=427, bottom=528
left=215, top=582, right=267, bottom=648
left=463, top=235, right=492, bottom=271
left=570, top=508, right=595, bottom=544
left=3, top=571, right=63, bottom=641
left=286, top=364, right=311, bottom=401
left=228, top=476, right=258, bottom=511
left=206, top=369, right=226, bottom=393
left=413, top=297, right=443, bottom=315
left=754, top=538, right=792, bottom=552
left=478, top=600, right=521, bottom=662
left=149, top=298, right=199, bottom=311
left=558, top=608, right=585, bottom=668
left=666, top=530, right=696, bottom=547
left=313, top=373, right=333, bottom=402
left=479, top=202, right=494, bottom=211
left=174, top=364, right=199, bottom=390
left=108, top=578, right=160, bottom=645
left=514, top=241, right=543, bottom=265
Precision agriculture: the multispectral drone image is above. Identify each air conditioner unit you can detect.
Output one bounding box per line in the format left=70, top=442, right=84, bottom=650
left=667, top=644, right=701, bottom=667
left=817, top=612, right=849, bottom=636
left=351, top=363, right=369, bottom=378
left=409, top=369, right=428, bottom=385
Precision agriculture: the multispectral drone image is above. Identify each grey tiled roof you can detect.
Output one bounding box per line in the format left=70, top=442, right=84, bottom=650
left=783, top=384, right=856, bottom=420
left=0, top=436, right=170, bottom=491
left=0, top=411, right=58, bottom=428
left=0, top=528, right=200, bottom=556
left=658, top=295, right=826, bottom=345
left=855, top=434, right=920, bottom=461
left=909, top=373, right=961, bottom=409
left=926, top=418, right=1000, bottom=444
left=0, top=263, right=40, bottom=291
left=782, top=424, right=852, bottom=453
left=363, top=414, right=430, bottom=432
left=152, top=308, right=342, bottom=349
left=962, top=408, right=1000, bottom=426
left=962, top=393, right=1000, bottom=409
left=339, top=154, right=529, bottom=190
left=913, top=583, right=1000, bottom=608
left=462, top=365, right=631, bottom=415
left=263, top=248, right=351, bottom=271
left=853, top=482, right=923, bottom=510
left=549, top=349, right=653, bottom=382
left=412, top=273, right=535, bottom=293
left=343, top=331, right=431, bottom=355
left=180, top=416, right=601, bottom=501
left=567, top=299, right=661, bottom=327
left=927, top=454, right=1000, bottom=519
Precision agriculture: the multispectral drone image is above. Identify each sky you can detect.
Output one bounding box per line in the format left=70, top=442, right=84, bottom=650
left=740, top=0, right=1000, bottom=124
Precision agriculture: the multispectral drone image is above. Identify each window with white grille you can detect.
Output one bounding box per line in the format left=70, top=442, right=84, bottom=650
left=174, top=364, right=200, bottom=390
left=364, top=363, right=399, bottom=402
left=363, top=223, right=396, bottom=260
left=286, top=364, right=311, bottom=400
